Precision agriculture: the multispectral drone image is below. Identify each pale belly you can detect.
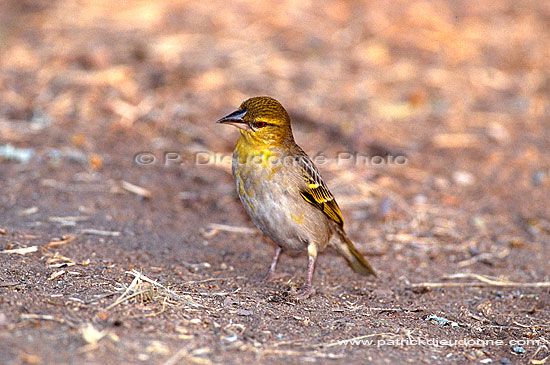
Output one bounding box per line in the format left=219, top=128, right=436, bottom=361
left=232, top=157, right=330, bottom=251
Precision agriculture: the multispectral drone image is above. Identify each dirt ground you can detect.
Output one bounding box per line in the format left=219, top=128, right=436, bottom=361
left=1, top=0, right=549, bottom=364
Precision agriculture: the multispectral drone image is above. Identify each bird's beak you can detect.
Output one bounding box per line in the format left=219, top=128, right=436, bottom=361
left=216, top=109, right=249, bottom=130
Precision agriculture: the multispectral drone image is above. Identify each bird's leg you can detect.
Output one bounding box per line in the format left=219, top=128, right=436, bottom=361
left=261, top=246, right=282, bottom=281
left=295, top=244, right=317, bottom=299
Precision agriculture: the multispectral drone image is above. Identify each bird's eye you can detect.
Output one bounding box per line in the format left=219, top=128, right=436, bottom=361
left=254, top=121, right=267, bottom=128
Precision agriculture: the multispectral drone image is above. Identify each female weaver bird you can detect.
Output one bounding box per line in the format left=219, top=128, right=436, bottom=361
left=217, top=96, right=376, bottom=298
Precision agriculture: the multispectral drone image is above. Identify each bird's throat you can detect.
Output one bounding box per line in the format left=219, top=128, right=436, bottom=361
left=235, top=134, right=282, bottom=168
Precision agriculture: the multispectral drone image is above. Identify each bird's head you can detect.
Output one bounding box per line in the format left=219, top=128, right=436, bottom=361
left=216, top=96, right=294, bottom=147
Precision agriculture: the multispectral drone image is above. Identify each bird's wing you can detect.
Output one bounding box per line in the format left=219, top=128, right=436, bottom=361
left=294, top=150, right=344, bottom=227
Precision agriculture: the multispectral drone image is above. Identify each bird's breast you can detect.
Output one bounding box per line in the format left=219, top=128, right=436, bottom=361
left=231, top=144, right=328, bottom=251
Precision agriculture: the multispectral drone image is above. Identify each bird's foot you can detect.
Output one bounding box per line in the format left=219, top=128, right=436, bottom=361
left=260, top=270, right=275, bottom=281
left=260, top=270, right=286, bottom=281
left=293, top=285, right=315, bottom=300
left=260, top=247, right=283, bottom=281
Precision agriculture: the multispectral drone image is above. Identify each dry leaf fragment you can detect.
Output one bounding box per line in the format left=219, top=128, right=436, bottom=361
left=1, top=246, right=38, bottom=255
left=18, top=206, right=38, bottom=216
left=45, top=253, right=89, bottom=267
left=19, top=353, right=40, bottom=364
left=89, top=154, right=103, bottom=170
left=81, top=323, right=107, bottom=345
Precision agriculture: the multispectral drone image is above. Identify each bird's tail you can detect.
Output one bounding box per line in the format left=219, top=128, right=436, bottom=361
left=331, top=229, right=377, bottom=277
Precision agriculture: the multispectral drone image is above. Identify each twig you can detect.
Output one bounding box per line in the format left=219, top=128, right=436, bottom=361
left=20, top=314, right=76, bottom=328
left=121, top=180, right=151, bottom=199
left=457, top=249, right=510, bottom=267
left=80, top=229, right=121, bottom=236
left=201, top=223, right=256, bottom=238
left=42, top=235, right=77, bottom=250
left=49, top=216, right=89, bottom=224
left=409, top=273, right=550, bottom=288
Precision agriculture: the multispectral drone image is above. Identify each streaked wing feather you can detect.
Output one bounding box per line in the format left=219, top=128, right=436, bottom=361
left=295, top=152, right=344, bottom=227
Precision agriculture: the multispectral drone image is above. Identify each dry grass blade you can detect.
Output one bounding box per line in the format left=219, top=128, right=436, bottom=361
left=105, top=271, right=142, bottom=310
left=201, top=223, right=256, bottom=238
left=163, top=347, right=213, bottom=365
left=80, top=229, right=121, bottom=236
left=1, top=246, right=38, bottom=255
left=106, top=270, right=203, bottom=310
left=531, top=344, right=550, bottom=365
left=121, top=180, right=152, bottom=199
left=48, top=270, right=66, bottom=281
left=49, top=216, right=89, bottom=224
left=20, top=314, right=76, bottom=327
left=45, top=252, right=90, bottom=267
left=456, top=248, right=510, bottom=267
left=42, top=235, right=77, bottom=250
left=410, top=273, right=550, bottom=288
left=129, top=270, right=203, bottom=307
left=531, top=356, right=549, bottom=365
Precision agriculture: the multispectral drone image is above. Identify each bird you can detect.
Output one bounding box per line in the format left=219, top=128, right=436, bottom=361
left=216, top=96, right=376, bottom=298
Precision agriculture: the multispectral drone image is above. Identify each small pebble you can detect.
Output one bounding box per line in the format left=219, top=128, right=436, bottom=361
left=223, top=335, right=238, bottom=342
left=0, top=144, right=34, bottom=163
left=532, top=170, right=547, bottom=186
left=511, top=345, right=526, bottom=354
left=426, top=314, right=459, bottom=327
left=413, top=194, right=427, bottom=204
left=434, top=176, right=450, bottom=189
left=453, top=170, right=475, bottom=186
left=237, top=309, right=253, bottom=316
left=378, top=197, right=395, bottom=218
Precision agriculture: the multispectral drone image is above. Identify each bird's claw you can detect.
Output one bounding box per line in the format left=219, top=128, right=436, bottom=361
left=260, top=270, right=286, bottom=281
left=294, top=286, right=315, bottom=300
left=260, top=270, right=276, bottom=281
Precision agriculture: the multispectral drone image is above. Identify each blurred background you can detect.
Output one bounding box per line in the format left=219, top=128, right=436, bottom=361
left=1, top=0, right=549, bottom=217
left=0, top=1, right=549, bottom=363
